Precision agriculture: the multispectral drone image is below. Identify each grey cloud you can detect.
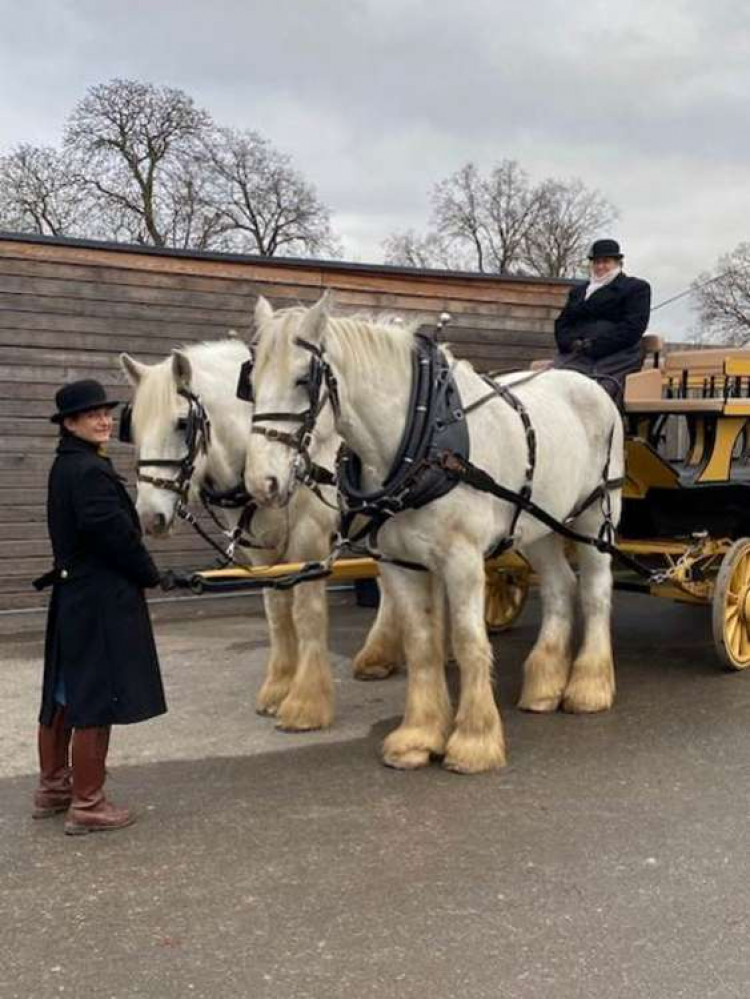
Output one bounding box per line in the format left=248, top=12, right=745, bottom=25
left=1, top=0, right=749, bottom=338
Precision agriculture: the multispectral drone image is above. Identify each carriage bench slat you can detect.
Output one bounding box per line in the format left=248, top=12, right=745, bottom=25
left=626, top=398, right=726, bottom=414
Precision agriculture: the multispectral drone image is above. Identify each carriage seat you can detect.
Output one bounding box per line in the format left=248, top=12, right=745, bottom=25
left=529, top=331, right=664, bottom=382
left=624, top=347, right=750, bottom=414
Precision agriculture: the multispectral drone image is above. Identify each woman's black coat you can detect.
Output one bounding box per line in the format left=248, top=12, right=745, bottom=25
left=38, top=433, right=166, bottom=728
left=553, top=272, right=651, bottom=399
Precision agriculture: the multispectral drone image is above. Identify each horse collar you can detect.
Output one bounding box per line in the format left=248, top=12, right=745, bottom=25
left=337, top=334, right=470, bottom=550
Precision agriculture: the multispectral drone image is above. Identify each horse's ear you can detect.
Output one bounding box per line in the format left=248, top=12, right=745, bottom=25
left=171, top=350, right=192, bottom=390
left=301, top=290, right=333, bottom=345
left=255, top=296, right=274, bottom=329
left=119, top=353, right=148, bottom=386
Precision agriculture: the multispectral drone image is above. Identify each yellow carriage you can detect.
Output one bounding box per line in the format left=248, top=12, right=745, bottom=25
left=618, top=342, right=750, bottom=669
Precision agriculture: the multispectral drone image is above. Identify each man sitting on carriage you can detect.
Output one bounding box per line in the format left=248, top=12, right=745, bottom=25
left=553, top=238, right=651, bottom=406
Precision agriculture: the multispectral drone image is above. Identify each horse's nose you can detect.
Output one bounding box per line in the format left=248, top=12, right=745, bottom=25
left=141, top=511, right=167, bottom=535
left=265, top=475, right=279, bottom=500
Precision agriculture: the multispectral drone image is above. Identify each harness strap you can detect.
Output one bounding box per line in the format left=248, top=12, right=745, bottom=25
left=176, top=506, right=241, bottom=565
left=436, top=451, right=654, bottom=579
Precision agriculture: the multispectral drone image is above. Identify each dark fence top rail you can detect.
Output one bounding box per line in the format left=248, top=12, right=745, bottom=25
left=0, top=229, right=577, bottom=288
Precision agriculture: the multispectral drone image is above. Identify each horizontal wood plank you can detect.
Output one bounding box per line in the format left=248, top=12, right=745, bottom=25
left=0, top=233, right=567, bottom=617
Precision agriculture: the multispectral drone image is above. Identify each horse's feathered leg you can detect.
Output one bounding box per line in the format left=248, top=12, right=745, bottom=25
left=441, top=542, right=506, bottom=773
left=381, top=568, right=452, bottom=769
left=275, top=577, right=335, bottom=731
left=353, top=566, right=403, bottom=680
left=517, top=534, right=576, bottom=712
left=256, top=588, right=298, bottom=716
left=564, top=529, right=616, bottom=714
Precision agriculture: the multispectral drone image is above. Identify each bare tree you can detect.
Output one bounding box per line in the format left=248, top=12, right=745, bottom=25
left=692, top=243, right=750, bottom=344
left=200, top=127, right=338, bottom=257
left=430, top=160, right=544, bottom=274
left=523, top=178, right=617, bottom=278
left=3, top=78, right=340, bottom=256
left=64, top=78, right=212, bottom=247
left=385, top=160, right=618, bottom=278
left=481, top=160, right=545, bottom=273
left=432, top=163, right=490, bottom=271
left=160, top=160, right=229, bottom=250
left=383, top=228, right=474, bottom=270
left=0, top=144, right=89, bottom=235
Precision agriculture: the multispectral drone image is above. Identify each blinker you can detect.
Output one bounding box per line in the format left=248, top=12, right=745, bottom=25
left=118, top=403, right=133, bottom=444
left=236, top=358, right=255, bottom=403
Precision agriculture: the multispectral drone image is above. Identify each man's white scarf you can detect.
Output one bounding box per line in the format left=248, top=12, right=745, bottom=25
left=584, top=265, right=622, bottom=300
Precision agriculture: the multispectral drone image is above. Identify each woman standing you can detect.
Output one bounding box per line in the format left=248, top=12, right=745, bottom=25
left=33, top=379, right=166, bottom=836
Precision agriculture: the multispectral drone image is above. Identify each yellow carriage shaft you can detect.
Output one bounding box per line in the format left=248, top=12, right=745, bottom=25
left=194, top=551, right=530, bottom=585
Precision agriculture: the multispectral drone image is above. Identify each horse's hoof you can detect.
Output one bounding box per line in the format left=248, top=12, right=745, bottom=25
left=561, top=688, right=614, bottom=714
left=275, top=720, right=323, bottom=733
left=255, top=680, right=293, bottom=717
left=381, top=747, right=431, bottom=770
left=275, top=697, right=334, bottom=732
left=352, top=647, right=400, bottom=681
left=517, top=696, right=561, bottom=713
left=353, top=661, right=398, bottom=681
left=443, top=731, right=506, bottom=774
left=381, top=725, right=447, bottom=770
left=562, top=664, right=615, bottom=714
left=255, top=703, right=278, bottom=717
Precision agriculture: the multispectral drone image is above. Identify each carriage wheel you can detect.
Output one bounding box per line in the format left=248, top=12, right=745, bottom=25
left=485, top=565, right=530, bottom=632
left=712, top=538, right=750, bottom=670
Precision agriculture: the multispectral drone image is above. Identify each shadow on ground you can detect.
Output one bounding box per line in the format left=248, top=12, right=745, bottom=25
left=3, top=593, right=750, bottom=998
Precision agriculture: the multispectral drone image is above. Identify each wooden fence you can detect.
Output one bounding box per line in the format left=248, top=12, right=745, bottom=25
left=0, top=232, right=572, bottom=618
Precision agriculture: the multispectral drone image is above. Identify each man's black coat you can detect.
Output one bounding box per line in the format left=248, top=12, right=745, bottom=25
left=553, top=272, right=651, bottom=400
left=39, top=433, right=166, bottom=727
left=554, top=272, right=651, bottom=359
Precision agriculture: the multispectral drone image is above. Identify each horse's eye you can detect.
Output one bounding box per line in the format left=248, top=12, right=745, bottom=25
left=295, top=376, right=310, bottom=388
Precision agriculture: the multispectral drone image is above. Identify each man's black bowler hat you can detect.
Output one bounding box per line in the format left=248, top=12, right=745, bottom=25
left=50, top=379, right=120, bottom=424
left=588, top=238, right=623, bottom=260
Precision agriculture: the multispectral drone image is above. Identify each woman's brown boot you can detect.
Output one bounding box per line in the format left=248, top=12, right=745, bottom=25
left=64, top=726, right=134, bottom=836
left=33, top=707, right=72, bottom=819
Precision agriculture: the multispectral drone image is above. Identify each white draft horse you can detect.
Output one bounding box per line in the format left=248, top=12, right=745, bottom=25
left=120, top=339, right=399, bottom=732
left=246, top=295, right=624, bottom=773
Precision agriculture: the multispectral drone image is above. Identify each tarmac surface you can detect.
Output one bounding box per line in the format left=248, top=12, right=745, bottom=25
left=3, top=589, right=750, bottom=998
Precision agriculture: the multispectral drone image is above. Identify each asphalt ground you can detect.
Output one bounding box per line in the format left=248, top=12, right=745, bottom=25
left=2, top=590, right=750, bottom=999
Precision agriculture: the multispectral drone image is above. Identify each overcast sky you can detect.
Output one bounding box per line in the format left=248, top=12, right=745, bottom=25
left=2, top=0, right=749, bottom=339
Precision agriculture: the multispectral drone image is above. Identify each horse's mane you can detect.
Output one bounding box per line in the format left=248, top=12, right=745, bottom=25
left=131, top=338, right=249, bottom=432
left=326, top=314, right=420, bottom=371
left=253, top=303, right=423, bottom=371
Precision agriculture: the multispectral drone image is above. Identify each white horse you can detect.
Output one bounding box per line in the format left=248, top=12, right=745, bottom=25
left=119, top=339, right=398, bottom=732
left=246, top=294, right=624, bottom=774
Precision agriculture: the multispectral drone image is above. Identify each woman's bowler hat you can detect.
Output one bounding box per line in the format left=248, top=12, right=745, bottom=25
left=50, top=379, right=120, bottom=424
left=588, top=238, right=623, bottom=261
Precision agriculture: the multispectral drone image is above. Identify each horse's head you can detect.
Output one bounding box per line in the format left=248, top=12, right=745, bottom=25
left=245, top=293, right=332, bottom=506
left=119, top=350, right=208, bottom=535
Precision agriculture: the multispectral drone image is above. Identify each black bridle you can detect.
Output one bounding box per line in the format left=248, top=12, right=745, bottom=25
left=247, top=337, right=339, bottom=500
left=120, top=388, right=266, bottom=563
left=120, top=387, right=212, bottom=503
